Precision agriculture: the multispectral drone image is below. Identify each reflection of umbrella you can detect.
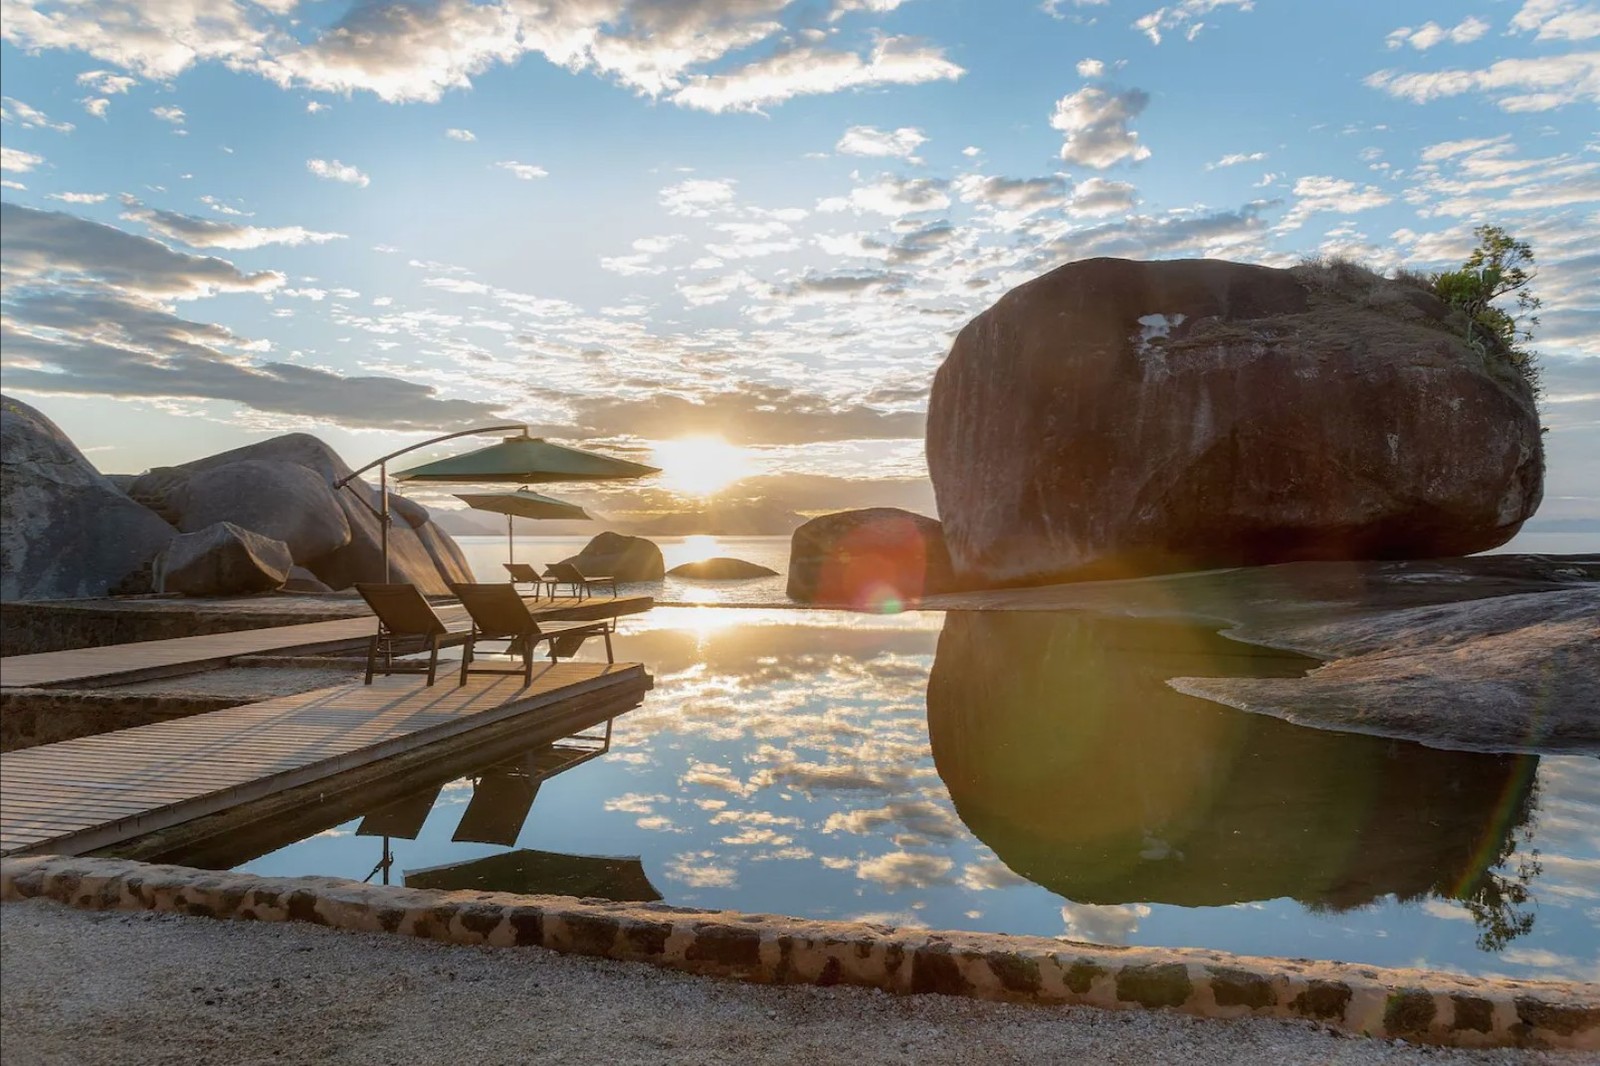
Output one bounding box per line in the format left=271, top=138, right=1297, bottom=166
left=404, top=848, right=663, bottom=902
left=454, top=488, right=591, bottom=566
left=392, top=433, right=659, bottom=485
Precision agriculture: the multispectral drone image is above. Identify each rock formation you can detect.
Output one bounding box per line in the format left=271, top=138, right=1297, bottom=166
left=927, top=257, right=1545, bottom=586
left=159, top=522, right=294, bottom=596
left=561, top=531, right=664, bottom=582
left=666, top=557, right=779, bottom=579
left=786, top=508, right=954, bottom=607
left=129, top=433, right=472, bottom=595
left=0, top=395, right=176, bottom=601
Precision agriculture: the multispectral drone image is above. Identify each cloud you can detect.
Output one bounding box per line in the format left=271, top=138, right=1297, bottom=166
left=660, top=177, right=737, bottom=216
left=1385, top=17, right=1490, bottom=50
left=1366, top=52, right=1600, bottom=112
left=836, top=125, right=928, bottom=159
left=819, top=174, right=951, bottom=215
left=854, top=850, right=953, bottom=891
left=445, top=127, right=475, bottom=141
left=1, top=96, right=74, bottom=132
left=0, top=146, right=44, bottom=172
left=1278, top=175, right=1391, bottom=231
left=1060, top=902, right=1150, bottom=944
left=120, top=201, right=347, bottom=250
left=306, top=158, right=370, bottom=186
left=1, top=201, right=282, bottom=298
left=564, top=387, right=925, bottom=446
left=670, top=36, right=964, bottom=113
left=1510, top=0, right=1600, bottom=42
left=1050, top=86, right=1152, bottom=168
left=47, top=192, right=108, bottom=204
left=1132, top=0, right=1254, bottom=45
left=81, top=98, right=111, bottom=118
left=495, top=160, right=548, bottom=180
left=1, top=203, right=503, bottom=430
left=1076, top=57, right=1105, bottom=77
left=151, top=104, right=185, bottom=124
left=1068, top=176, right=1138, bottom=215
left=954, top=174, right=1068, bottom=215
left=76, top=70, right=137, bottom=95
left=1206, top=151, right=1266, bottom=169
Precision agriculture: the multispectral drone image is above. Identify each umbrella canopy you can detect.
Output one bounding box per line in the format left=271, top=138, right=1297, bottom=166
left=392, top=434, right=659, bottom=484
left=454, top=488, right=591, bottom=522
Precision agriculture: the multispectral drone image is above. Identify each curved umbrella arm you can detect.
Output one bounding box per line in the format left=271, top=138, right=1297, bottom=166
left=334, top=423, right=528, bottom=488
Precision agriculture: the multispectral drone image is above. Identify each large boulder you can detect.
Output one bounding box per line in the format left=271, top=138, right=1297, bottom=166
left=158, top=521, right=293, bottom=596
left=786, top=508, right=955, bottom=607
left=927, top=257, right=1545, bottom=586
left=667, top=557, right=779, bottom=580
left=1, top=395, right=176, bottom=601
left=130, top=433, right=471, bottom=595
left=168, top=459, right=352, bottom=562
left=561, top=532, right=664, bottom=582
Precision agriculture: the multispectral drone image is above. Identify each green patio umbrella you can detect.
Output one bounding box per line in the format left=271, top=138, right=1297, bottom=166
left=454, top=487, right=591, bottom=565
left=392, top=432, right=660, bottom=485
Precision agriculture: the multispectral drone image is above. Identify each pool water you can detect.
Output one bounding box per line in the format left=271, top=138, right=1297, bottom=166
left=214, top=607, right=1597, bottom=982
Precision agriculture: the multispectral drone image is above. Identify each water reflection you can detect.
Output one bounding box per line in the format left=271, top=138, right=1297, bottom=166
left=925, top=611, right=1541, bottom=941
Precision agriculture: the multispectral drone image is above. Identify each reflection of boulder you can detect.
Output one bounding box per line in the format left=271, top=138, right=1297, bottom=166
left=925, top=611, right=1538, bottom=910
left=667, top=557, right=778, bottom=579
left=1, top=395, right=177, bottom=601
left=562, top=531, right=664, bottom=582
left=787, top=508, right=955, bottom=607
left=926, top=257, right=1544, bottom=586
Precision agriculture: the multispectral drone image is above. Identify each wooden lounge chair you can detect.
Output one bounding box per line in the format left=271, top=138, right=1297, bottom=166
left=450, top=582, right=614, bottom=686
left=355, top=582, right=471, bottom=687
left=503, top=561, right=556, bottom=599
left=545, top=561, right=618, bottom=601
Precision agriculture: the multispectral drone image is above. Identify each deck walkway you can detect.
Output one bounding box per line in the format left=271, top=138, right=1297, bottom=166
left=0, top=595, right=653, bottom=690
left=0, top=663, right=650, bottom=858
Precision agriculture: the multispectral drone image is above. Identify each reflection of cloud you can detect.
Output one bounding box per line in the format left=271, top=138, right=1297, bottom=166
left=1496, top=947, right=1600, bottom=982
left=823, top=799, right=962, bottom=839
left=721, top=827, right=792, bottom=846
left=680, top=760, right=754, bottom=797
left=855, top=850, right=954, bottom=891
left=1421, top=898, right=1474, bottom=922
left=709, top=810, right=803, bottom=828
left=960, top=859, right=1031, bottom=891
left=602, top=792, right=667, bottom=814
left=665, top=851, right=738, bottom=889
left=1060, top=902, right=1151, bottom=945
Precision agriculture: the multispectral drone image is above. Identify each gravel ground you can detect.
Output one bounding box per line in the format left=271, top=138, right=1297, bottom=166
left=2, top=902, right=1580, bottom=1066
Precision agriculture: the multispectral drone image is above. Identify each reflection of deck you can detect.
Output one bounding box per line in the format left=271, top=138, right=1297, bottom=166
left=0, top=595, right=654, bottom=690
left=0, top=664, right=649, bottom=857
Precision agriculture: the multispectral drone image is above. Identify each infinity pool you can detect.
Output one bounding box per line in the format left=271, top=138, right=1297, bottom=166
left=199, top=607, right=1596, bottom=982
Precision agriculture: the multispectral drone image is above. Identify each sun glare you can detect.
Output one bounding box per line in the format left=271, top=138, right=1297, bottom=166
left=652, top=436, right=755, bottom=497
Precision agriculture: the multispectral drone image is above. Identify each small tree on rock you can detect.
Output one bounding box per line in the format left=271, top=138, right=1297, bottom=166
left=1431, top=224, right=1542, bottom=393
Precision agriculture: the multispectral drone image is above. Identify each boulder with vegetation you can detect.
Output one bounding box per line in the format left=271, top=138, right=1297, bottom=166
left=158, top=521, right=294, bottom=596
left=927, top=255, right=1545, bottom=587
left=666, top=557, right=779, bottom=580
left=1, top=395, right=176, bottom=601
left=561, top=531, right=664, bottom=582
left=786, top=508, right=955, bottom=606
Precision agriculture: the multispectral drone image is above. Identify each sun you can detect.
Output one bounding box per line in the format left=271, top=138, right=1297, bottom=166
left=651, top=436, right=756, bottom=498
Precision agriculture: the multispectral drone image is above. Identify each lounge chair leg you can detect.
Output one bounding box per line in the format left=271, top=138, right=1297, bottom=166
left=524, top=643, right=534, bottom=686
left=426, top=635, right=439, bottom=687
left=604, top=629, right=613, bottom=663
left=365, top=634, right=378, bottom=685
left=459, top=633, right=473, bottom=687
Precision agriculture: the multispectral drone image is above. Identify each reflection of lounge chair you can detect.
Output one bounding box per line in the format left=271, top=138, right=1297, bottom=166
left=355, top=583, right=470, bottom=686
left=503, top=561, right=555, bottom=599
left=355, top=783, right=444, bottom=840
left=545, top=561, right=618, bottom=600
left=451, top=766, right=539, bottom=846
left=450, top=582, right=614, bottom=686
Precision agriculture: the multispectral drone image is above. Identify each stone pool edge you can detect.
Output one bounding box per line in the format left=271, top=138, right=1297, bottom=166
left=3, top=854, right=1595, bottom=1051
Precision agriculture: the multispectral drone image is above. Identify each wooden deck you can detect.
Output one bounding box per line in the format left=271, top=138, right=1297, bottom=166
left=0, top=663, right=650, bottom=858
left=0, top=595, right=653, bottom=690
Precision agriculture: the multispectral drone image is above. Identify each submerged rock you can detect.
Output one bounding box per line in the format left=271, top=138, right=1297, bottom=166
left=159, top=521, right=294, bottom=596
left=667, top=557, right=779, bottom=580
left=1, top=395, right=177, bottom=601
left=561, top=531, right=664, bottom=582
left=927, top=257, right=1544, bottom=587
left=787, top=508, right=955, bottom=607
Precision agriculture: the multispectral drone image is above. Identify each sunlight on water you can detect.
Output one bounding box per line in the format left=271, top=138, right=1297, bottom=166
left=217, top=607, right=1598, bottom=981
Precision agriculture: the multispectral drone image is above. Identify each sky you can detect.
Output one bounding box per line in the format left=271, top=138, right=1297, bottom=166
left=0, top=0, right=1596, bottom=527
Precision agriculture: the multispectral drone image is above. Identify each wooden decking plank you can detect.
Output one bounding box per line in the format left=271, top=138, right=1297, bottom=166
left=0, top=596, right=651, bottom=689
left=0, top=663, right=647, bottom=857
